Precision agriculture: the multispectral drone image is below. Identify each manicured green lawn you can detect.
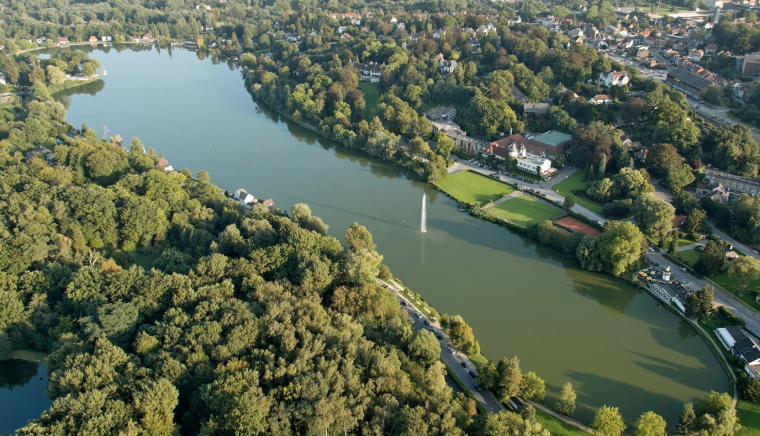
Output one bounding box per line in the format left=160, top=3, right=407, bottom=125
left=738, top=401, right=760, bottom=436
left=710, top=272, right=760, bottom=312
left=359, top=82, right=380, bottom=122
left=536, top=410, right=592, bottom=436
left=490, top=195, right=565, bottom=227
left=436, top=170, right=516, bottom=205
left=552, top=171, right=604, bottom=215
left=677, top=248, right=702, bottom=267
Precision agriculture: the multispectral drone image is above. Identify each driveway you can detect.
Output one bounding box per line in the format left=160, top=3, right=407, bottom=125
left=379, top=278, right=505, bottom=413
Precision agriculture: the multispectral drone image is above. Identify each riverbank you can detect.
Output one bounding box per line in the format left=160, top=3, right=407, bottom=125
left=9, top=350, right=47, bottom=363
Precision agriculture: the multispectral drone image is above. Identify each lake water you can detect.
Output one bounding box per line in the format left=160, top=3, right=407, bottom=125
left=43, top=44, right=728, bottom=427
left=0, top=359, right=49, bottom=433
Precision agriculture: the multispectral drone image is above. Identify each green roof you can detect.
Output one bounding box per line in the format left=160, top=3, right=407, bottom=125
left=533, top=130, right=572, bottom=147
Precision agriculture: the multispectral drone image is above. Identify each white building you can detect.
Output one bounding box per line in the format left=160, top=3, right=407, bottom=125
left=355, top=62, right=381, bottom=83
left=589, top=94, right=613, bottom=104
left=599, top=71, right=630, bottom=87
left=234, top=188, right=256, bottom=206
left=511, top=144, right=552, bottom=175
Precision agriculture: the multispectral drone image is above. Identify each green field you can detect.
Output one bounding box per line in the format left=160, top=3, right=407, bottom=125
left=738, top=401, right=760, bottom=436
left=490, top=195, right=565, bottom=227
left=710, top=272, right=760, bottom=312
left=677, top=248, right=702, bottom=267
left=436, top=170, right=516, bottom=205
left=552, top=171, right=604, bottom=215
left=359, top=82, right=380, bottom=122
left=536, top=410, right=591, bottom=436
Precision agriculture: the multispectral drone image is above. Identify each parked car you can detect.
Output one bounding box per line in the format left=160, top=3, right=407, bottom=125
left=416, top=312, right=423, bottom=318
left=423, top=320, right=430, bottom=326
left=654, top=263, right=659, bottom=267
left=460, top=361, right=467, bottom=368
left=468, top=371, right=477, bottom=378
left=474, top=383, right=482, bottom=391
left=752, top=249, right=759, bottom=255
left=432, top=328, right=438, bottom=333
left=447, top=346, right=454, bottom=353
left=400, top=301, right=407, bottom=306
left=436, top=334, right=443, bottom=340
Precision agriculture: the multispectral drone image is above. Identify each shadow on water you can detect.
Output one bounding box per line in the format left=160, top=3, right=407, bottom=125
left=557, top=370, right=686, bottom=429
left=0, top=359, right=40, bottom=390
left=629, top=351, right=727, bottom=386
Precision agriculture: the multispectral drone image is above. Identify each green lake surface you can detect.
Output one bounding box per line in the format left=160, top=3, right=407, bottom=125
left=0, top=359, right=49, bottom=433
left=31, top=44, right=728, bottom=428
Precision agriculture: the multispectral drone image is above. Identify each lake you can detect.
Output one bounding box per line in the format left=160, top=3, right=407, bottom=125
left=39, top=44, right=728, bottom=427
left=0, top=359, right=50, bottom=433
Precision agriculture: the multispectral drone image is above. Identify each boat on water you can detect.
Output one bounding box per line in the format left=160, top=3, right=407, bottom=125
left=101, top=70, right=107, bottom=76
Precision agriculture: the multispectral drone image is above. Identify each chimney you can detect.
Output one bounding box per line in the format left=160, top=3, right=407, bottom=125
left=510, top=128, right=513, bottom=136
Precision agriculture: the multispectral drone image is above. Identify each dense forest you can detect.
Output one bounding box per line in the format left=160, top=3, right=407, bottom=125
left=0, top=98, right=500, bottom=435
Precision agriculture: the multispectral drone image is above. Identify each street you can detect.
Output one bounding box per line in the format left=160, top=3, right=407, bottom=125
left=379, top=279, right=506, bottom=413
left=646, top=250, right=760, bottom=337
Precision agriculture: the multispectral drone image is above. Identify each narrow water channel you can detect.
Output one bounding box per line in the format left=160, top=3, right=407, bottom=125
left=42, top=44, right=728, bottom=427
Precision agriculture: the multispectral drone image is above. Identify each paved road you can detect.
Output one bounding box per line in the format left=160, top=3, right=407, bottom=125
left=449, top=159, right=606, bottom=223
left=379, top=278, right=505, bottom=413
left=647, top=250, right=760, bottom=336
left=710, top=225, right=760, bottom=261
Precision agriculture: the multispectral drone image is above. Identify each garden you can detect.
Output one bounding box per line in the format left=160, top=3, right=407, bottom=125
left=552, top=170, right=605, bottom=215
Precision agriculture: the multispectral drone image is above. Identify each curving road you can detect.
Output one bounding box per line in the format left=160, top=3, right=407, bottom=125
left=378, top=278, right=505, bottom=413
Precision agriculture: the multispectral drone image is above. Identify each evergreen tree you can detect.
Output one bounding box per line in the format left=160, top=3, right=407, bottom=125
left=677, top=402, right=696, bottom=435
left=598, top=154, right=607, bottom=180
left=555, top=382, right=577, bottom=416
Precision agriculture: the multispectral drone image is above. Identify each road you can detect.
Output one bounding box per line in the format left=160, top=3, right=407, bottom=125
left=709, top=225, right=760, bottom=261
left=646, top=250, right=760, bottom=336
left=449, top=159, right=607, bottom=224
left=379, top=278, right=505, bottom=413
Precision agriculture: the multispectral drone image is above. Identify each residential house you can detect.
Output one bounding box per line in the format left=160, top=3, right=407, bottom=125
left=24, top=146, right=54, bottom=163
left=589, top=94, right=613, bottom=104
left=283, top=33, right=299, bottom=42
left=355, top=62, right=382, bottom=83
left=523, top=102, right=550, bottom=116
left=705, top=43, right=718, bottom=53
left=439, top=59, right=458, bottom=75
left=672, top=214, right=687, bottom=228
left=88, top=35, right=98, bottom=43
left=634, top=147, right=648, bottom=162
left=257, top=199, right=276, bottom=209
left=485, top=133, right=525, bottom=160
left=337, top=26, right=348, bottom=34
left=341, top=33, right=352, bottom=40
left=696, top=182, right=731, bottom=203
left=599, top=71, right=630, bottom=87
left=688, top=48, right=705, bottom=62
left=508, top=16, right=521, bottom=25
left=155, top=158, right=174, bottom=172
left=57, top=37, right=69, bottom=45
left=637, top=46, right=650, bottom=58
left=101, top=36, right=113, bottom=42
left=234, top=188, right=257, bottom=206
left=142, top=33, right=154, bottom=43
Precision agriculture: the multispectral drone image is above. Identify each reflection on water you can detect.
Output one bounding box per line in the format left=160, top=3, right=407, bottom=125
left=54, top=79, right=106, bottom=109
left=0, top=359, right=50, bottom=434
left=0, top=359, right=39, bottom=390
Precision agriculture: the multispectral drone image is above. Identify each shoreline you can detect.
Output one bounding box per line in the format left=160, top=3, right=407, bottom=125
left=9, top=350, right=47, bottom=363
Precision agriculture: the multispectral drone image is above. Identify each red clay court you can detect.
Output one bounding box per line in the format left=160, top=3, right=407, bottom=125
left=555, top=216, right=602, bottom=237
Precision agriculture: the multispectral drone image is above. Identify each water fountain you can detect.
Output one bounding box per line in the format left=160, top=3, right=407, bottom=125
left=421, top=194, right=427, bottom=233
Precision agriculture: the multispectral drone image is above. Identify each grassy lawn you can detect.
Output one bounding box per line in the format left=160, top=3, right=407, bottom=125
left=677, top=248, right=702, bottom=267
left=359, top=82, right=380, bottom=122
left=436, top=170, right=516, bottom=205
left=536, top=410, right=592, bottom=436
left=11, top=350, right=47, bottom=362
left=738, top=401, right=760, bottom=436
left=490, top=195, right=565, bottom=228
left=552, top=171, right=604, bottom=215
left=710, top=272, right=760, bottom=312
